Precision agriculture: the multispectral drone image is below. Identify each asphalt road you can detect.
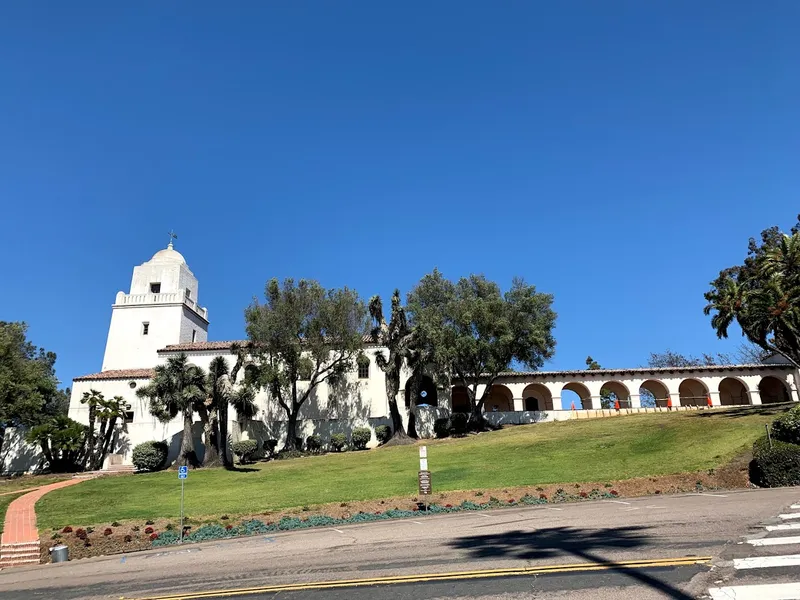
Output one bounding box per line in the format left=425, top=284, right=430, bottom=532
left=1, top=487, right=798, bottom=600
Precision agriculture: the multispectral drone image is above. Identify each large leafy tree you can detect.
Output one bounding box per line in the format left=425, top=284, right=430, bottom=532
left=136, top=354, right=206, bottom=468
left=368, top=290, right=418, bottom=443
left=407, top=270, right=556, bottom=428
left=26, top=416, right=87, bottom=472
left=245, top=279, right=368, bottom=451
left=0, top=321, right=66, bottom=463
left=705, top=216, right=800, bottom=367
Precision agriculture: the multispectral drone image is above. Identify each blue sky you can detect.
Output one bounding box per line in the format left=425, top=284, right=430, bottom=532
left=1, top=2, right=798, bottom=387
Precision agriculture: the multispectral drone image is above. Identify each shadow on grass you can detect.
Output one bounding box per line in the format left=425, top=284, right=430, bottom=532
left=449, top=526, right=697, bottom=600
left=689, top=404, right=792, bottom=419
left=225, top=466, right=260, bottom=473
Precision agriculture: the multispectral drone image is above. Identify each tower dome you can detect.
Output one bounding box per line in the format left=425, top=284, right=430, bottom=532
left=149, top=242, right=186, bottom=264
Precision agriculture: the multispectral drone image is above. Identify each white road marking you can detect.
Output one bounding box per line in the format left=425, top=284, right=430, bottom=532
left=474, top=513, right=493, bottom=518
left=689, top=493, right=728, bottom=497
left=411, top=521, right=425, bottom=525
left=709, top=582, right=800, bottom=599
left=333, top=529, right=344, bottom=534
left=645, top=506, right=666, bottom=509
left=779, top=513, right=800, bottom=520
left=747, top=536, right=800, bottom=546
left=622, top=507, right=641, bottom=511
left=790, top=504, right=800, bottom=509
left=546, top=507, right=563, bottom=512
left=766, top=523, right=800, bottom=532
left=734, top=554, right=800, bottom=569
left=603, top=500, right=631, bottom=505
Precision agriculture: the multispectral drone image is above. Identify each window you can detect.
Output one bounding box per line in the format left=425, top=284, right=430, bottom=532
left=191, top=329, right=197, bottom=342
left=124, top=410, right=134, bottom=424
left=185, top=288, right=192, bottom=299
left=150, top=282, right=161, bottom=294
left=142, top=322, right=149, bottom=336
left=358, top=359, right=370, bottom=379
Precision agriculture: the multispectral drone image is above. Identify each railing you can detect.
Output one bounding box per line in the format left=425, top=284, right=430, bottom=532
left=114, top=292, right=208, bottom=319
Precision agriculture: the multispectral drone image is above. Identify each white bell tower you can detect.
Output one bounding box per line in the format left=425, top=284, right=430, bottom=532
left=101, top=238, right=209, bottom=371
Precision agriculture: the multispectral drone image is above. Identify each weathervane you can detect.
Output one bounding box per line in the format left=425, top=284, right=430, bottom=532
left=168, top=230, right=178, bottom=248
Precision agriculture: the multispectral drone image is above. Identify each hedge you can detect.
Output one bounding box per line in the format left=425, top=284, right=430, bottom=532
left=750, top=435, right=800, bottom=488
left=351, top=427, right=371, bottom=450
left=232, top=440, right=259, bottom=464
left=771, top=406, right=800, bottom=445
left=131, top=441, right=169, bottom=472
left=375, top=425, right=392, bottom=445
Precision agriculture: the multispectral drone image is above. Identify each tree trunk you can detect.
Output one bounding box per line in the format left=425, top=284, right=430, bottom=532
left=0, top=425, right=5, bottom=468
left=470, top=386, right=490, bottom=431
left=284, top=409, right=300, bottom=451
left=386, top=373, right=409, bottom=441
left=96, top=416, right=117, bottom=470
left=83, top=404, right=97, bottom=470
left=219, top=400, right=231, bottom=468
left=198, top=406, right=221, bottom=468
left=177, top=410, right=200, bottom=468
left=406, top=373, right=420, bottom=439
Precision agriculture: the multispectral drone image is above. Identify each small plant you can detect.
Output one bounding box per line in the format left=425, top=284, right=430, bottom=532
left=475, top=491, right=484, bottom=497
left=145, top=520, right=155, bottom=525
left=507, top=499, right=515, bottom=504
left=535, top=487, right=544, bottom=492
left=579, top=491, right=588, bottom=498
left=111, top=521, right=121, bottom=527
left=232, top=440, right=259, bottom=464
left=448, top=413, right=469, bottom=437
left=83, top=540, right=92, bottom=547
left=610, top=490, right=619, bottom=497
left=330, top=433, right=347, bottom=452
left=351, top=427, right=371, bottom=450
left=225, top=524, right=233, bottom=531
left=149, top=532, right=159, bottom=541
left=75, top=528, right=87, bottom=540
left=51, top=533, right=62, bottom=540
left=655, top=490, right=662, bottom=494
left=124, top=534, right=133, bottom=543
left=165, top=523, right=175, bottom=531
left=264, top=439, right=279, bottom=457
left=489, top=496, right=500, bottom=504
left=340, top=502, right=348, bottom=507
left=220, top=515, right=229, bottom=520
left=144, top=526, right=154, bottom=534
left=539, top=494, right=548, bottom=500
left=445, top=504, right=453, bottom=508
left=103, top=528, right=113, bottom=536
left=604, top=483, right=613, bottom=488
left=62, top=526, right=73, bottom=533
left=131, top=525, right=140, bottom=532
left=375, top=425, right=392, bottom=445
left=575, top=484, right=581, bottom=489
left=306, top=435, right=322, bottom=453
left=86, top=527, right=94, bottom=534
left=302, top=506, right=310, bottom=512
left=433, top=418, right=450, bottom=439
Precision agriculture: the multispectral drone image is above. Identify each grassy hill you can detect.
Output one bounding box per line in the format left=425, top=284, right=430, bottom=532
left=36, top=407, right=785, bottom=529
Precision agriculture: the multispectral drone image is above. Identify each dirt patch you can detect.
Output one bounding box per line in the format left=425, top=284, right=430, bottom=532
left=39, top=461, right=752, bottom=563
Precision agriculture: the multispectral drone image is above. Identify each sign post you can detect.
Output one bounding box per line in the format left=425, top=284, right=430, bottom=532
left=418, top=446, right=431, bottom=511
left=178, top=466, right=188, bottom=543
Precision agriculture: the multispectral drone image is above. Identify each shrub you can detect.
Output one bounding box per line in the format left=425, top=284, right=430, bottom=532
left=165, top=523, right=175, bottom=531
left=145, top=520, right=154, bottom=525
left=306, top=435, right=322, bottom=453
left=771, top=406, right=800, bottom=445
left=232, top=440, right=259, bottom=464
left=330, top=433, right=347, bottom=452
left=62, top=526, right=73, bottom=533
left=276, top=450, right=306, bottom=460
left=375, top=425, right=392, bottom=445
left=103, top=528, right=113, bottom=536
left=124, top=534, right=133, bottom=543
left=111, top=521, right=121, bottom=527
left=144, top=526, right=154, bottom=534
left=131, top=441, right=169, bottom=472
left=131, top=525, right=140, bottom=532
left=434, top=418, right=450, bottom=439
left=750, top=435, right=800, bottom=487
left=264, top=439, right=279, bottom=457
left=449, top=413, right=469, bottom=437
left=86, top=527, right=94, bottom=534
left=220, top=515, right=229, bottom=520
left=75, top=528, right=87, bottom=540
left=150, top=532, right=159, bottom=541
left=351, top=427, right=371, bottom=450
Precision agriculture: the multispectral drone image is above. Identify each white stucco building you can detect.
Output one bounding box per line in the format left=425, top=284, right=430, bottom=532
left=3, top=242, right=799, bottom=472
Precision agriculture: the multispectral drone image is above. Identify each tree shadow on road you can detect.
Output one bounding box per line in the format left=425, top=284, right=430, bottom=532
left=449, top=526, right=699, bottom=600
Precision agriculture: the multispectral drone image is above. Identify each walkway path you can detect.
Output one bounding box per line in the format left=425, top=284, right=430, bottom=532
left=0, top=479, right=88, bottom=569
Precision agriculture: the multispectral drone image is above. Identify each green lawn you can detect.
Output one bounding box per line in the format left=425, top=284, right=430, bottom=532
left=0, top=492, right=26, bottom=534
left=0, top=474, right=69, bottom=494
left=36, top=407, right=784, bottom=529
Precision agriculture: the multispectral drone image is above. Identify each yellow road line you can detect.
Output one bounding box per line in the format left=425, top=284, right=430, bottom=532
left=131, top=556, right=712, bottom=599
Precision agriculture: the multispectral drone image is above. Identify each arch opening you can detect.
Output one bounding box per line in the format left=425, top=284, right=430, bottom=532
left=759, top=376, right=791, bottom=404
left=405, top=375, right=439, bottom=408
left=486, top=385, right=513, bottom=412
left=601, top=381, right=631, bottom=409
left=639, top=379, right=669, bottom=408
left=451, top=385, right=470, bottom=413
left=562, top=382, right=592, bottom=410
left=719, top=377, right=749, bottom=406
left=522, top=383, right=553, bottom=411
left=679, top=378, right=709, bottom=407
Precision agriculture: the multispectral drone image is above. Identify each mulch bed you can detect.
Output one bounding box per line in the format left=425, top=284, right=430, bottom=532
left=40, top=456, right=751, bottom=563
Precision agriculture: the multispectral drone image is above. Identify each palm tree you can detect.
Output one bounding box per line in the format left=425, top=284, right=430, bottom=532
left=229, top=385, right=258, bottom=437
left=79, top=389, right=103, bottom=470
left=205, top=356, right=230, bottom=468
left=137, top=354, right=206, bottom=468
left=369, top=291, right=415, bottom=442
left=89, top=395, right=126, bottom=470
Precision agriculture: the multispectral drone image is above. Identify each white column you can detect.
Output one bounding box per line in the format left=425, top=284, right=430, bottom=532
left=709, top=391, right=722, bottom=407
left=513, top=397, right=524, bottom=412
left=551, top=395, right=563, bottom=411
left=630, top=394, right=641, bottom=408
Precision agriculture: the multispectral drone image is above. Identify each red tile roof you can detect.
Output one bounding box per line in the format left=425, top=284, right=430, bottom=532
left=74, top=368, right=155, bottom=381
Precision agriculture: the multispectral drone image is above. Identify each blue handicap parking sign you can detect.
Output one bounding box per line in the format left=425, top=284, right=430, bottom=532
left=178, top=466, right=188, bottom=479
